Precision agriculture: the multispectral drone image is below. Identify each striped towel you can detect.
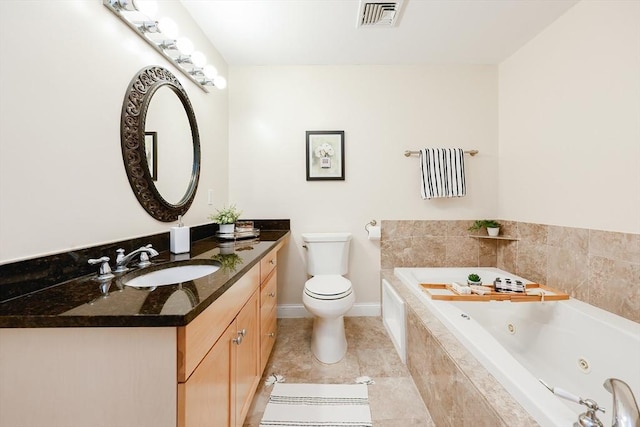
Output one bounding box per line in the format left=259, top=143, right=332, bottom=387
left=419, top=148, right=466, bottom=199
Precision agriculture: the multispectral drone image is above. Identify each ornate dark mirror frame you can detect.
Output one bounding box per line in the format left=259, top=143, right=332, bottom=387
left=121, top=66, right=201, bottom=222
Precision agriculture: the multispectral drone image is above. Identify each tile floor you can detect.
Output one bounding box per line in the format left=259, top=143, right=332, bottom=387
left=244, top=316, right=436, bottom=426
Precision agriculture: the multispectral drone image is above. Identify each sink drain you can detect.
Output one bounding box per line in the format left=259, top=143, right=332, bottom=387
left=578, top=357, right=591, bottom=373
left=507, top=323, right=516, bottom=334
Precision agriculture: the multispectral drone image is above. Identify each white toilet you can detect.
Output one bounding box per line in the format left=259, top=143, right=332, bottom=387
left=301, top=232, right=355, bottom=364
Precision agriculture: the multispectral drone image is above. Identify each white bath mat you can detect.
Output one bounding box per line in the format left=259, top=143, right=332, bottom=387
left=259, top=383, right=373, bottom=427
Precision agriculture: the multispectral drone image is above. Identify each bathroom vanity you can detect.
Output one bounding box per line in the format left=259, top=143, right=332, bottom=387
left=0, top=228, right=288, bottom=427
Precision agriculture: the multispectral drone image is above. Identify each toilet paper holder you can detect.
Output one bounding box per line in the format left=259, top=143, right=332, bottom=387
left=364, top=220, right=377, bottom=232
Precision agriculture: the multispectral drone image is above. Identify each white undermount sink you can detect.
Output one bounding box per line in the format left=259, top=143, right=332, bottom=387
left=124, top=264, right=220, bottom=288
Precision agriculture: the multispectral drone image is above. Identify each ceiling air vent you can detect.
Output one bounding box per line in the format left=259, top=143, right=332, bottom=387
left=357, top=0, right=404, bottom=28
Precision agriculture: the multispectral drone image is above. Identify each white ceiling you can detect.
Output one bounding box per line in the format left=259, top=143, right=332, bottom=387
left=180, top=0, right=579, bottom=66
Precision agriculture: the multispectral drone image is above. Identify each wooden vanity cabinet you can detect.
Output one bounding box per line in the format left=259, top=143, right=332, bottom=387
left=0, top=239, right=287, bottom=427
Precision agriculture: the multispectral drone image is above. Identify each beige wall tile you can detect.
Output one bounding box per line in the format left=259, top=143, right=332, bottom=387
left=517, top=222, right=548, bottom=244
left=515, top=241, right=548, bottom=284
left=590, top=230, right=640, bottom=264
left=589, top=257, right=640, bottom=322
left=381, top=220, right=639, bottom=322
left=445, top=236, right=479, bottom=266
left=479, top=239, right=498, bottom=267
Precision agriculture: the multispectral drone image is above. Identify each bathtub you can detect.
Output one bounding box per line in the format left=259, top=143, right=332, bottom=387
left=393, top=267, right=640, bottom=427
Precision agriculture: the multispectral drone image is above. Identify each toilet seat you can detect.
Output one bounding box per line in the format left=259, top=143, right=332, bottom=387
left=304, top=275, right=352, bottom=300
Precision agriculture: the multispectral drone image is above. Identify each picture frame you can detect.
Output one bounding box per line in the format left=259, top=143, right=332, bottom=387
left=144, top=131, right=158, bottom=181
left=306, top=130, right=345, bottom=181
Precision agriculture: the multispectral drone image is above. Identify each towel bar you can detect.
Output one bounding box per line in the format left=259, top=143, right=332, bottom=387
left=404, top=149, right=479, bottom=157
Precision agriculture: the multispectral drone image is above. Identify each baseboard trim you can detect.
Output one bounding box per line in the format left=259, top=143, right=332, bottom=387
left=277, top=303, right=381, bottom=319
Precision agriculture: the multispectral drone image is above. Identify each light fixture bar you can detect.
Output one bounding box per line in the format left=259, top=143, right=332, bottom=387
left=103, top=0, right=218, bottom=93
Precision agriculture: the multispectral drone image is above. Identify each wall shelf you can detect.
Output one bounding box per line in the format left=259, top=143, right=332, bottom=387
left=468, top=235, right=519, bottom=241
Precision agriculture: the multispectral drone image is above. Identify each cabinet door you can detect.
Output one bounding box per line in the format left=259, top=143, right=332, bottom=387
left=178, top=321, right=236, bottom=427
left=234, top=290, right=260, bottom=426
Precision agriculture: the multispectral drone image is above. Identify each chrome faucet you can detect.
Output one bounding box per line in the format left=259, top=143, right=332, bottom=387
left=604, top=378, right=640, bottom=427
left=88, top=256, right=114, bottom=281
left=540, top=379, right=605, bottom=427
left=541, top=378, right=640, bottom=427
left=114, top=244, right=159, bottom=273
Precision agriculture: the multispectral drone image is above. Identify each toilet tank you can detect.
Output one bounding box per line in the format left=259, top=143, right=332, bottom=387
left=302, top=232, right=352, bottom=276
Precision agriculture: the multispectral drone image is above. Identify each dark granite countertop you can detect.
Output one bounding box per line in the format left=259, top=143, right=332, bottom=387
left=0, top=230, right=289, bottom=328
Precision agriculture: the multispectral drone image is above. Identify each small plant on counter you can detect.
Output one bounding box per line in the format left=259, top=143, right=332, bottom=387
left=209, top=204, right=242, bottom=224
left=467, top=219, right=502, bottom=232
left=467, top=273, right=482, bottom=285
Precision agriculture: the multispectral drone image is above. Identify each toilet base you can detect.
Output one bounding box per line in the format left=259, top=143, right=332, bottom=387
left=311, top=315, right=347, bottom=364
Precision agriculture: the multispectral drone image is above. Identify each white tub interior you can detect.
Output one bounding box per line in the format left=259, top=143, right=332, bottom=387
left=394, top=267, right=640, bottom=427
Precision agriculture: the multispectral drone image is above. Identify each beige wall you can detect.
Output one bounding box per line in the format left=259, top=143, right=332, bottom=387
left=228, top=65, right=499, bottom=310
left=498, top=0, right=640, bottom=233
left=0, top=1, right=229, bottom=263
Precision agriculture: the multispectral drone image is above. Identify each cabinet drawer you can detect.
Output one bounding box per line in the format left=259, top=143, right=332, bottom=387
left=260, top=269, right=277, bottom=314
left=260, top=247, right=278, bottom=283
left=177, top=263, right=260, bottom=382
left=260, top=313, right=277, bottom=371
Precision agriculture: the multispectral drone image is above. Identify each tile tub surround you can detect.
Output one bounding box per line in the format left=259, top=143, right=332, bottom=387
left=244, top=316, right=435, bottom=427
left=381, top=271, right=538, bottom=427
left=381, top=220, right=640, bottom=323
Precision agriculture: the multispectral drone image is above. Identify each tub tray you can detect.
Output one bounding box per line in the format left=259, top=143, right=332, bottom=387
left=419, top=283, right=569, bottom=302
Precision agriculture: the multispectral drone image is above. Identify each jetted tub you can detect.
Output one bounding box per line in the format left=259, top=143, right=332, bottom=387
left=393, top=267, right=640, bottom=427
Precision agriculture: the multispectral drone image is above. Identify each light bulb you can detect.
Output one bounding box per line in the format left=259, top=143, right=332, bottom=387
left=157, top=17, right=178, bottom=39
left=133, top=0, right=158, bottom=18
left=176, top=37, right=194, bottom=55
left=213, top=75, right=227, bottom=89
left=203, top=65, right=218, bottom=79
left=191, top=51, right=206, bottom=68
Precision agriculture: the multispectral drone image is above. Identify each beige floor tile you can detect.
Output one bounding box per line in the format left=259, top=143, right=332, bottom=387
left=244, top=316, right=435, bottom=426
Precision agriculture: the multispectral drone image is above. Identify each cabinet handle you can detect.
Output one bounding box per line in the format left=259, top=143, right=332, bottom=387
left=269, top=292, right=276, bottom=298
left=233, top=329, right=246, bottom=345
left=268, top=332, right=275, bottom=338
left=269, top=259, right=275, bottom=265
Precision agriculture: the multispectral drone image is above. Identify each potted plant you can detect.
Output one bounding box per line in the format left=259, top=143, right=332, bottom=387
left=468, top=219, right=502, bottom=237
left=467, top=273, right=482, bottom=286
left=209, top=204, right=242, bottom=234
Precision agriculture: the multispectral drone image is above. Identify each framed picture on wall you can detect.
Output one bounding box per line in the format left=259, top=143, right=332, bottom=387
left=306, top=131, right=345, bottom=181
left=144, top=131, right=158, bottom=181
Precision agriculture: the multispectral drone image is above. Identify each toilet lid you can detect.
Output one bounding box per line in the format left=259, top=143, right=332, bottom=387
left=305, top=275, right=352, bottom=299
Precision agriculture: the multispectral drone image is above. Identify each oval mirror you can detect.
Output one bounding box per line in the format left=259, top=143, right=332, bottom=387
left=121, top=66, right=201, bottom=222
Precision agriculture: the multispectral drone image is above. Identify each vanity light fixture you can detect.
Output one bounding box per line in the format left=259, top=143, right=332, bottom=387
left=103, top=0, right=226, bottom=92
